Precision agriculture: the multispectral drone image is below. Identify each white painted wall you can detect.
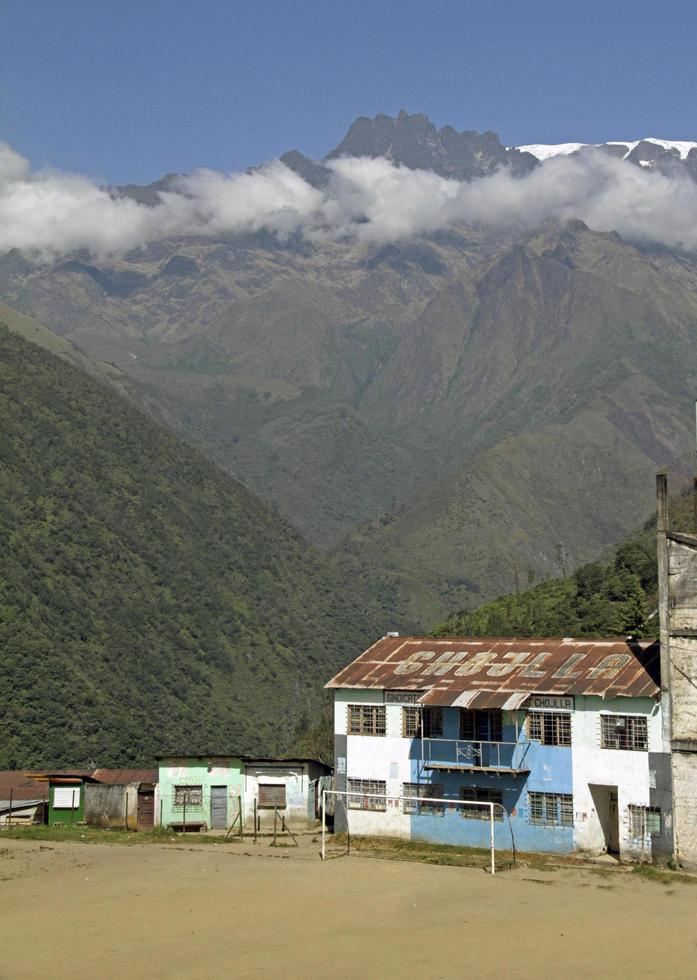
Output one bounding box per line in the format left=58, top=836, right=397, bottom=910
left=572, top=696, right=667, bottom=858
left=244, top=764, right=309, bottom=828
left=334, top=689, right=414, bottom=837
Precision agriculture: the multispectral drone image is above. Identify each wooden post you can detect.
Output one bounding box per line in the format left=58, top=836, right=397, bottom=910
left=8, top=788, right=12, bottom=830
left=160, top=798, right=163, bottom=828
left=238, top=795, right=243, bottom=840
left=253, top=798, right=257, bottom=843
left=273, top=805, right=277, bottom=846
left=183, top=797, right=186, bottom=834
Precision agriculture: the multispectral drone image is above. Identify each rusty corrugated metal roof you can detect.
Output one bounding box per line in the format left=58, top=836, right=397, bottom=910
left=92, top=769, right=158, bottom=785
left=325, top=636, right=660, bottom=700
left=0, top=772, right=47, bottom=801
left=418, top=689, right=531, bottom=709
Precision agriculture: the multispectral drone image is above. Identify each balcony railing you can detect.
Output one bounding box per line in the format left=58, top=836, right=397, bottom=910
left=421, top=737, right=530, bottom=773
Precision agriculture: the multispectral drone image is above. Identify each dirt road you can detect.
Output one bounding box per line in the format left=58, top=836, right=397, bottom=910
left=1, top=837, right=695, bottom=979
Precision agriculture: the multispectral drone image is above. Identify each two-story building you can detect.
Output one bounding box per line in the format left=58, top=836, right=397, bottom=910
left=327, top=635, right=672, bottom=861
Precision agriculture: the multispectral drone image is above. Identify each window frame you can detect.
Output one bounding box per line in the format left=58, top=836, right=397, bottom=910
left=527, top=711, right=572, bottom=747
left=460, top=708, right=503, bottom=742
left=528, top=791, right=573, bottom=828
left=600, top=714, right=649, bottom=751
left=402, top=783, right=445, bottom=816
left=401, top=705, right=443, bottom=738
left=347, top=703, right=386, bottom=737
left=460, top=787, right=504, bottom=821
left=258, top=783, right=287, bottom=809
left=347, top=778, right=387, bottom=811
left=628, top=804, right=662, bottom=838
left=173, top=785, right=203, bottom=808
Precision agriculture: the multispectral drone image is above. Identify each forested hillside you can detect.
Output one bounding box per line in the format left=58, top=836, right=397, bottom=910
left=433, top=514, right=663, bottom=638
left=0, top=323, right=390, bottom=768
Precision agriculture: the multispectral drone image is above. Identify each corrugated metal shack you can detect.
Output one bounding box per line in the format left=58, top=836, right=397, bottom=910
left=0, top=772, right=47, bottom=827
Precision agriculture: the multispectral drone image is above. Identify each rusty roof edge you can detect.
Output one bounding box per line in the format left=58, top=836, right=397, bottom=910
left=325, top=636, right=660, bottom=698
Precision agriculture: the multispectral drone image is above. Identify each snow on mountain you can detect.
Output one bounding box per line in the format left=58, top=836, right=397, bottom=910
left=517, top=138, right=697, bottom=161
left=515, top=142, right=586, bottom=160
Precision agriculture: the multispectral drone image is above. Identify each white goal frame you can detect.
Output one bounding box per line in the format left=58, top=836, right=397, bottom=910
left=321, top=789, right=504, bottom=874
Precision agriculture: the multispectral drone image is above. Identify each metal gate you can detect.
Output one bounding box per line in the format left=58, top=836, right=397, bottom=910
left=210, top=786, right=227, bottom=829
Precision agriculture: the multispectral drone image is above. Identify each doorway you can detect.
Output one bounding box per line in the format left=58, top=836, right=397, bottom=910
left=589, top=784, right=620, bottom=854
left=137, top=786, right=155, bottom=831
left=210, top=786, right=228, bottom=830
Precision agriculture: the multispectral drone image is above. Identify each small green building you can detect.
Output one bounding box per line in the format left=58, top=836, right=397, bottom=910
left=35, top=772, right=99, bottom=826
left=157, top=755, right=244, bottom=831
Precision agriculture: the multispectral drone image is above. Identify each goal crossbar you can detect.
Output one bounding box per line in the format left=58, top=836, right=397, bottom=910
left=321, top=789, right=504, bottom=874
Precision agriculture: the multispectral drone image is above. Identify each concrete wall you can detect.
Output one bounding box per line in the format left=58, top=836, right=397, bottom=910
left=334, top=688, right=664, bottom=859
left=244, top=764, right=314, bottom=829
left=664, top=533, right=697, bottom=867
left=572, top=695, right=671, bottom=861
left=85, top=784, right=139, bottom=830
left=158, top=757, right=244, bottom=831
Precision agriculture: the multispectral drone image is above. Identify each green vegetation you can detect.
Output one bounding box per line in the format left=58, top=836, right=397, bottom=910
left=433, top=489, right=697, bottom=638
left=0, top=826, right=248, bottom=846
left=0, top=324, right=386, bottom=769
left=434, top=518, right=659, bottom=638
left=631, top=863, right=697, bottom=885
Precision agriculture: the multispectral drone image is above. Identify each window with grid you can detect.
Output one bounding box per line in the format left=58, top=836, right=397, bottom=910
left=347, top=704, right=386, bottom=736
left=628, top=805, right=662, bottom=838
left=402, top=783, right=445, bottom=815
left=402, top=706, right=443, bottom=738
left=528, top=792, right=573, bottom=827
left=347, top=778, right=386, bottom=810
left=173, top=785, right=203, bottom=807
left=600, top=715, right=648, bottom=751
left=460, top=709, right=503, bottom=742
left=402, top=706, right=420, bottom=738
left=460, top=787, right=504, bottom=821
left=527, top=711, right=572, bottom=746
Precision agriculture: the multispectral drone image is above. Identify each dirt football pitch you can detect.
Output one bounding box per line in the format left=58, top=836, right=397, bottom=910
left=1, top=835, right=697, bottom=978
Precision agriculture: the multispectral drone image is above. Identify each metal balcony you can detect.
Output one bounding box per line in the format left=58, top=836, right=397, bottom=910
left=420, top=737, right=530, bottom=774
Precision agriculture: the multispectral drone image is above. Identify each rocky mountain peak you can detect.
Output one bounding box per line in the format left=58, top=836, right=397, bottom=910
left=325, top=110, right=537, bottom=180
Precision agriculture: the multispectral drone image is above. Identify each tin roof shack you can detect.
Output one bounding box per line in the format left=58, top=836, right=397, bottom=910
left=242, top=758, right=332, bottom=831
left=0, top=772, right=47, bottom=827
left=86, top=769, right=158, bottom=831
left=28, top=772, right=100, bottom=826
left=327, top=636, right=670, bottom=863
left=157, top=756, right=244, bottom=832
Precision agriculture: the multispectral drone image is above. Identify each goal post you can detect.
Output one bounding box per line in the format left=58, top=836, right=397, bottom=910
left=321, top=789, right=503, bottom=874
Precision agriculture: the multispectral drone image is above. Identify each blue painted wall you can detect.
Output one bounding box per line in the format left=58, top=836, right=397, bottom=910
left=408, top=708, right=574, bottom=854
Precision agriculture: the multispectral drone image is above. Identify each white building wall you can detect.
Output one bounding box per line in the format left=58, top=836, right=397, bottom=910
left=335, top=689, right=415, bottom=837
left=244, top=765, right=309, bottom=828
left=572, top=695, right=666, bottom=858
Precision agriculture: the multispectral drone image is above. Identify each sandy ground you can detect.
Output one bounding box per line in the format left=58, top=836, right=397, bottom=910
left=1, top=837, right=696, bottom=979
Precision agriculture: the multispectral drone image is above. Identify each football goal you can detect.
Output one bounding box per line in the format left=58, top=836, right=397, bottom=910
left=320, top=789, right=508, bottom=874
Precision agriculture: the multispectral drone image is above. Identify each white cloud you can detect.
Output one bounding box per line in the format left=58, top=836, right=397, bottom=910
left=2, top=139, right=697, bottom=259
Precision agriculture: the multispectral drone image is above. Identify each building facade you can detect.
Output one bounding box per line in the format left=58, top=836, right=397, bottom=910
left=158, top=756, right=245, bottom=831
left=328, top=636, right=672, bottom=862
left=243, top=759, right=332, bottom=830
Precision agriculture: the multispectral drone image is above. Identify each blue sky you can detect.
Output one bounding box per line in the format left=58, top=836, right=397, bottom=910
left=2, top=0, right=696, bottom=184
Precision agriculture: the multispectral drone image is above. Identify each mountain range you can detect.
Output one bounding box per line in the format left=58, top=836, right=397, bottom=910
left=0, top=313, right=391, bottom=767
left=4, top=111, right=697, bottom=631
